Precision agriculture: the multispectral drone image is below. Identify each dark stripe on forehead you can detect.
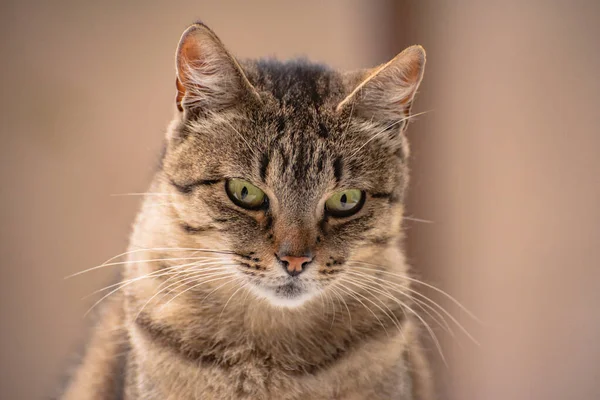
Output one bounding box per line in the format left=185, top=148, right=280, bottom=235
left=317, top=122, right=329, bottom=138
left=272, top=114, right=286, bottom=145
left=259, top=152, right=270, bottom=182
left=333, top=156, right=344, bottom=183
left=316, top=151, right=325, bottom=172
left=278, top=143, right=289, bottom=172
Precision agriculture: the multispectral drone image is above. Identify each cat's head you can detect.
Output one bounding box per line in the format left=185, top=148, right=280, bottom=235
left=160, top=22, right=425, bottom=307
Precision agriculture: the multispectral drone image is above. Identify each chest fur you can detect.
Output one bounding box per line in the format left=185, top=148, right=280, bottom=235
left=127, top=322, right=412, bottom=400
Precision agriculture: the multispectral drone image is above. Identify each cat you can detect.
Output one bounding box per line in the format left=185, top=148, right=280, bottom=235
left=60, top=22, right=433, bottom=399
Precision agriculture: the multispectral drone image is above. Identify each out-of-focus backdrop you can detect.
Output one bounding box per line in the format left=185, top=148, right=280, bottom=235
left=1, top=1, right=599, bottom=399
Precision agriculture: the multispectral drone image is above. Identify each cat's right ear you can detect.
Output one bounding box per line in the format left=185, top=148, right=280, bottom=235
left=336, top=45, right=426, bottom=126
left=175, top=22, right=259, bottom=113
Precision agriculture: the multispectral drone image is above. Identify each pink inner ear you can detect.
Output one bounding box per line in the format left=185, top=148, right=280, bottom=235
left=174, top=26, right=238, bottom=110
left=176, top=26, right=227, bottom=85
left=173, top=24, right=262, bottom=111
left=177, top=35, right=208, bottom=86
left=336, top=46, right=425, bottom=117
left=178, top=30, right=219, bottom=67
left=176, top=36, right=213, bottom=111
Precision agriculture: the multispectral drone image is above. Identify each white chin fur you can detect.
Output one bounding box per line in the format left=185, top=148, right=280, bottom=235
left=249, top=285, right=315, bottom=308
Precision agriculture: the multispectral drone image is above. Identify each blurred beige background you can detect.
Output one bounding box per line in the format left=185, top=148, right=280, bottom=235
left=1, top=1, right=599, bottom=399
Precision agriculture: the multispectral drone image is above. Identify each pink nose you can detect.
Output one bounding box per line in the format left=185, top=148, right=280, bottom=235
left=278, top=255, right=313, bottom=277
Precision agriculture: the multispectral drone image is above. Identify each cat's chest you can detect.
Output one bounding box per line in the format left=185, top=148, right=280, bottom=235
left=130, top=325, right=411, bottom=400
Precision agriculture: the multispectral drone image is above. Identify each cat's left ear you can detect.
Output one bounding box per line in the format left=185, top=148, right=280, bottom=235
left=337, top=45, right=426, bottom=125
left=175, top=22, right=260, bottom=113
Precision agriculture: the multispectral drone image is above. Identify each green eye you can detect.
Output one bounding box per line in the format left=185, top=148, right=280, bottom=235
left=325, top=189, right=365, bottom=218
left=226, top=179, right=266, bottom=210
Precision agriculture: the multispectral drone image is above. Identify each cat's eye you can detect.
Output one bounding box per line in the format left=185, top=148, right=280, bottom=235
left=225, top=179, right=266, bottom=210
left=325, top=189, right=365, bottom=218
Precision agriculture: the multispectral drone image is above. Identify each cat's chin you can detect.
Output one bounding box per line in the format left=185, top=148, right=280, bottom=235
left=250, top=282, right=316, bottom=308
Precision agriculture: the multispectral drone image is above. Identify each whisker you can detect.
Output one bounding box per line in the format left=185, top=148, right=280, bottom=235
left=342, top=97, right=356, bottom=136
left=66, top=249, right=236, bottom=279
left=160, top=273, right=236, bottom=310
left=348, top=264, right=480, bottom=345
left=83, top=263, right=233, bottom=318
left=403, top=216, right=434, bottom=224
left=319, top=288, right=326, bottom=317
left=326, top=290, right=337, bottom=328
left=149, top=262, right=233, bottom=294
left=350, top=110, right=430, bottom=159
left=330, top=287, right=351, bottom=325
left=219, top=280, right=247, bottom=320
left=349, top=262, right=481, bottom=323
left=342, top=275, right=447, bottom=367
left=346, top=270, right=457, bottom=339
left=222, top=118, right=259, bottom=158
left=340, top=276, right=405, bottom=334
left=241, top=283, right=253, bottom=307
left=154, top=268, right=237, bottom=302
left=84, top=261, right=232, bottom=297
left=199, top=277, right=238, bottom=304
left=136, top=268, right=236, bottom=320
left=334, top=283, right=388, bottom=336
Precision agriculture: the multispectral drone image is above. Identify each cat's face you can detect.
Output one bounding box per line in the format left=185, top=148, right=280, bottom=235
left=161, top=23, right=424, bottom=307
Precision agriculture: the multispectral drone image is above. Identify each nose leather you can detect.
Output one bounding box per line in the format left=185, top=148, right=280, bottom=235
left=278, top=255, right=313, bottom=276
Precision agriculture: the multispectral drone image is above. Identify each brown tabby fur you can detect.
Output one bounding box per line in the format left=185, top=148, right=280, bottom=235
left=60, top=22, right=433, bottom=399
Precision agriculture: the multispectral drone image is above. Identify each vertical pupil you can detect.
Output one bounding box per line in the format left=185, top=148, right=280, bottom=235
left=340, top=194, right=347, bottom=205
left=241, top=186, right=248, bottom=199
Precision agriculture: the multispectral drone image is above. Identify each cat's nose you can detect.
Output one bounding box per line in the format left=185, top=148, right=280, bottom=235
left=276, top=254, right=313, bottom=277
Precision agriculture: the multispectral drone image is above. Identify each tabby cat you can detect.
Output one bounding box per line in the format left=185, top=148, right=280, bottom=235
left=61, top=22, right=433, bottom=399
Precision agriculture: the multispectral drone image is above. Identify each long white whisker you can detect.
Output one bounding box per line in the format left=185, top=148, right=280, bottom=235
left=219, top=280, right=247, bottom=320
left=154, top=268, right=236, bottom=303
left=160, top=273, right=235, bottom=310
left=340, top=277, right=404, bottom=334
left=66, top=247, right=236, bottom=279
left=335, top=283, right=388, bottom=336
left=222, top=118, right=258, bottom=158
left=403, top=216, right=434, bottom=224
left=342, top=275, right=447, bottom=367
left=136, top=269, right=236, bottom=320
left=200, top=277, right=238, bottom=304
left=241, top=283, right=253, bottom=307
left=349, top=262, right=481, bottom=323
left=150, top=262, right=233, bottom=293
left=346, top=270, right=457, bottom=339
left=348, top=264, right=480, bottom=345
left=330, top=287, right=351, bottom=325
left=84, top=264, right=233, bottom=317
left=350, top=110, right=430, bottom=159
left=326, top=290, right=336, bottom=328
left=85, top=261, right=232, bottom=297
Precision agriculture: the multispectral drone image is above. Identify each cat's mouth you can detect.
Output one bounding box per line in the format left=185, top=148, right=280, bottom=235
left=274, top=281, right=304, bottom=297
left=257, top=279, right=316, bottom=308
